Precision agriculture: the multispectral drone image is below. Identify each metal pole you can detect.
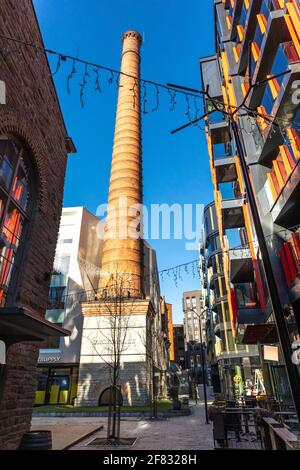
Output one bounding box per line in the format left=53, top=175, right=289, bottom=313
left=231, top=117, right=300, bottom=424
left=198, top=310, right=209, bottom=424
left=184, top=308, right=209, bottom=421
left=193, top=344, right=198, bottom=405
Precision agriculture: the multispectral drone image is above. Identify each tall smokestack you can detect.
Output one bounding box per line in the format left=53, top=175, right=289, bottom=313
left=99, top=30, right=143, bottom=295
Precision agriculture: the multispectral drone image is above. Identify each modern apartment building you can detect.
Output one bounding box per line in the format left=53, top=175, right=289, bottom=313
left=200, top=0, right=300, bottom=403
left=200, top=202, right=261, bottom=397
left=183, top=290, right=205, bottom=344
left=182, top=290, right=207, bottom=380
left=173, top=324, right=186, bottom=369
left=35, top=207, right=103, bottom=406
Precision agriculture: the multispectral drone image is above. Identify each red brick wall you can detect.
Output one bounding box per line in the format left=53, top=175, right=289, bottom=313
left=0, top=0, right=69, bottom=449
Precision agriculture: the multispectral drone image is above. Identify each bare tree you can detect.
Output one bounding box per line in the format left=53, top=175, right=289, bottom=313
left=139, top=314, right=169, bottom=419
left=83, top=272, right=139, bottom=444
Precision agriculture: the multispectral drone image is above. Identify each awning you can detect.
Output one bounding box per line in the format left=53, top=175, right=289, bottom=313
left=242, top=324, right=278, bottom=345
left=0, top=307, right=70, bottom=346
left=241, top=323, right=296, bottom=345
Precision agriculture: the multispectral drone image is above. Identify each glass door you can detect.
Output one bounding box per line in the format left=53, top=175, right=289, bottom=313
left=46, top=369, right=70, bottom=405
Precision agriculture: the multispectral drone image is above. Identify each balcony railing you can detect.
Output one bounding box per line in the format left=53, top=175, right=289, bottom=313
left=225, top=0, right=236, bottom=31
left=279, top=231, right=300, bottom=288
left=219, top=181, right=242, bottom=201
left=213, top=142, right=233, bottom=160
left=266, top=129, right=300, bottom=204
left=206, top=233, right=222, bottom=256
left=233, top=282, right=261, bottom=310
left=257, top=41, right=300, bottom=122
left=248, top=0, right=273, bottom=80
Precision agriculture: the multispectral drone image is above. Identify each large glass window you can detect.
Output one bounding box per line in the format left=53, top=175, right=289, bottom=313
left=0, top=137, right=33, bottom=305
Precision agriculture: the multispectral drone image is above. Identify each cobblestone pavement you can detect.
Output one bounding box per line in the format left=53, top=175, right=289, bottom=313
left=70, top=402, right=214, bottom=450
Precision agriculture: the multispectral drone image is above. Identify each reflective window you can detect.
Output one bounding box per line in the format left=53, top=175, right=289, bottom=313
left=0, top=137, right=33, bottom=305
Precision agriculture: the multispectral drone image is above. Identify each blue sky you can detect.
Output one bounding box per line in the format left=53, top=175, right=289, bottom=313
left=34, top=0, right=215, bottom=323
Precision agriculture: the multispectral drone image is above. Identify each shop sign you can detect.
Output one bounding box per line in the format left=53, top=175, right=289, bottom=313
left=38, top=354, right=62, bottom=363
left=263, top=345, right=279, bottom=362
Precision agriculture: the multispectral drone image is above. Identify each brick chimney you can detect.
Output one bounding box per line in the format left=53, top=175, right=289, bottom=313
left=99, top=30, right=143, bottom=296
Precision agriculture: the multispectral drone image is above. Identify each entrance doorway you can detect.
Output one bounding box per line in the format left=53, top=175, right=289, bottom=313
left=46, top=370, right=70, bottom=404
left=99, top=386, right=123, bottom=406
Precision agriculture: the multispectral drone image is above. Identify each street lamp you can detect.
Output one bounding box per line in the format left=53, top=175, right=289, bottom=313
left=185, top=307, right=209, bottom=424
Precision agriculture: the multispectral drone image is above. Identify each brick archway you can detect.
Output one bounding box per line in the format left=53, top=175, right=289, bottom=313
left=0, top=107, right=48, bottom=212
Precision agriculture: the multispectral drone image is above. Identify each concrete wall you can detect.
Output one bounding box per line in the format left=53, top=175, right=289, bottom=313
left=76, top=362, right=149, bottom=406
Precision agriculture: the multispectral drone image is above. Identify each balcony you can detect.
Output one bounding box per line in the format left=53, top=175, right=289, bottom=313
left=221, top=198, right=245, bottom=229
left=256, top=46, right=300, bottom=161
left=206, top=231, right=222, bottom=264
left=229, top=247, right=254, bottom=283
left=212, top=294, right=228, bottom=314
left=279, top=232, right=300, bottom=302
left=209, top=119, right=231, bottom=146
left=250, top=0, right=270, bottom=80
left=232, top=282, right=265, bottom=325
left=200, top=55, right=223, bottom=100
left=209, top=272, right=227, bottom=302
left=216, top=1, right=232, bottom=43
left=207, top=248, right=223, bottom=269
left=237, top=0, right=264, bottom=74
left=265, top=132, right=300, bottom=226
left=224, top=0, right=243, bottom=39
left=249, top=10, right=293, bottom=108
left=212, top=140, right=233, bottom=160
left=214, top=156, right=237, bottom=184
left=210, top=251, right=224, bottom=277
left=272, top=160, right=300, bottom=227
left=219, top=180, right=245, bottom=230
left=214, top=321, right=231, bottom=338
left=241, top=321, right=296, bottom=345
left=203, top=202, right=219, bottom=240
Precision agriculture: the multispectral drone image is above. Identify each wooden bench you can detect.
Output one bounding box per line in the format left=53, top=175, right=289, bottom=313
left=262, top=417, right=298, bottom=450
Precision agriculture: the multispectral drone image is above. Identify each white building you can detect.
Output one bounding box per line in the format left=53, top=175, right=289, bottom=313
left=35, top=207, right=103, bottom=405
left=35, top=210, right=169, bottom=407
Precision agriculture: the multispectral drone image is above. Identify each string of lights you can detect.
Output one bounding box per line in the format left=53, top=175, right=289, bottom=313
left=45, top=222, right=300, bottom=307
left=46, top=222, right=300, bottom=305
left=0, top=32, right=203, bottom=104
left=2, top=34, right=299, bottom=303
left=0, top=32, right=299, bottom=139
left=44, top=257, right=201, bottom=306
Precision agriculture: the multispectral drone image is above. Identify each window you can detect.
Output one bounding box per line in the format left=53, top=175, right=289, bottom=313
left=59, top=238, right=73, bottom=244
left=54, top=255, right=70, bottom=275
left=0, top=137, right=34, bottom=306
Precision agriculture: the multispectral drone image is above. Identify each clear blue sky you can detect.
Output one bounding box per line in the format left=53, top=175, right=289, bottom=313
left=34, top=0, right=215, bottom=323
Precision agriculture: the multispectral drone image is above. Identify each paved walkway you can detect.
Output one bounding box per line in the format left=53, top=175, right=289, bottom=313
left=70, top=402, right=214, bottom=450
left=31, top=420, right=104, bottom=450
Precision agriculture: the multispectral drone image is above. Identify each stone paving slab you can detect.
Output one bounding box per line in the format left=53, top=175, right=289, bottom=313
left=31, top=419, right=104, bottom=450
left=69, top=403, right=214, bottom=451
